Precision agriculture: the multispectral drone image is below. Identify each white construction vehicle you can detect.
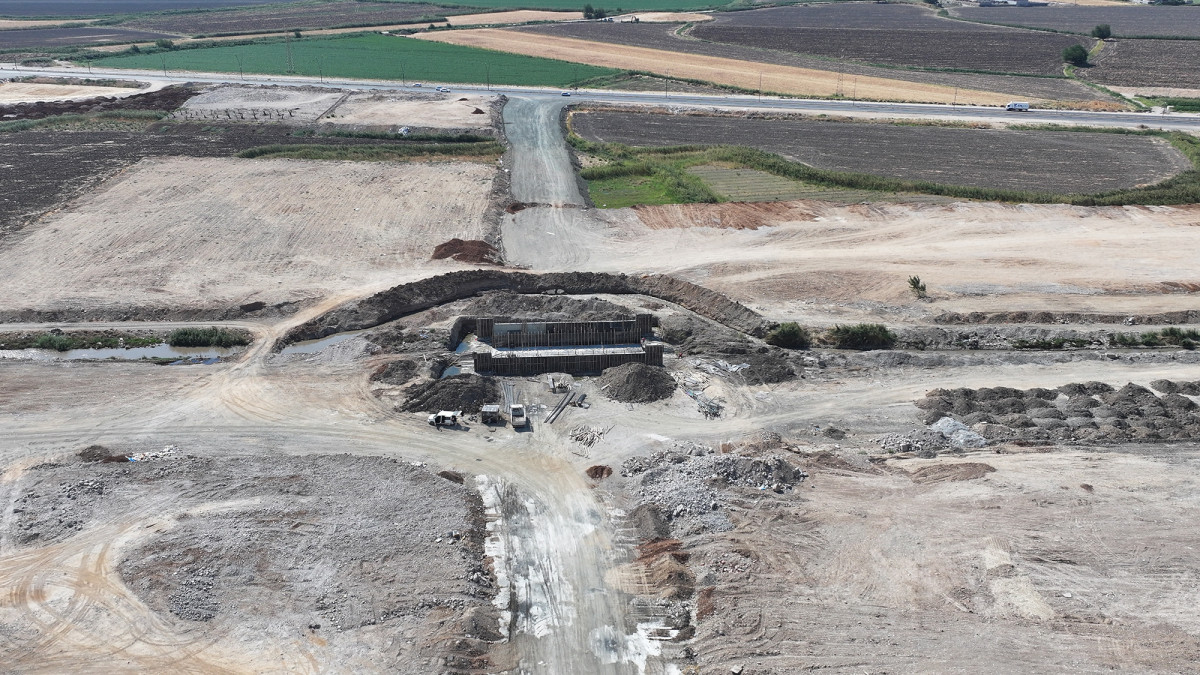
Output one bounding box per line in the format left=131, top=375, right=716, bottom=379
left=427, top=410, right=462, bottom=427
left=509, top=403, right=528, bottom=429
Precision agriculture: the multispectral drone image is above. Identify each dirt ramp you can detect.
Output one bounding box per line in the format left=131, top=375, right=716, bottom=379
left=282, top=270, right=769, bottom=346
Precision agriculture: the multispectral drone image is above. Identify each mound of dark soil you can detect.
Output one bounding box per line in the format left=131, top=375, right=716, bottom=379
left=371, top=360, right=419, bottom=386
left=0, top=84, right=201, bottom=121
left=599, top=363, right=675, bottom=403
left=401, top=374, right=501, bottom=414
left=432, top=239, right=502, bottom=265
left=463, top=291, right=632, bottom=323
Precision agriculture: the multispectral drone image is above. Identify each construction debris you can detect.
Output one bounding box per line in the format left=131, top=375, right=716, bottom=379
left=570, top=425, right=609, bottom=447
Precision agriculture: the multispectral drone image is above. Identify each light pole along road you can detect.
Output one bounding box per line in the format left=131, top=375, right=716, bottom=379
left=6, top=63, right=1200, bottom=132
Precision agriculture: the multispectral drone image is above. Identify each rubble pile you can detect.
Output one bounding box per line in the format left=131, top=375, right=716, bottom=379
left=621, top=447, right=806, bottom=536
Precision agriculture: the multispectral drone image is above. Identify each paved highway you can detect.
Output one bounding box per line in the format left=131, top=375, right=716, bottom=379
left=6, top=63, right=1200, bottom=131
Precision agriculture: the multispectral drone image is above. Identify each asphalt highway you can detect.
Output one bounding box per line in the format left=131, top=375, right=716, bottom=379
left=6, top=63, right=1200, bottom=131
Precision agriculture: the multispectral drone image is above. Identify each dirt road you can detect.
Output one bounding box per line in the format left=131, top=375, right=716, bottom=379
left=501, top=97, right=608, bottom=270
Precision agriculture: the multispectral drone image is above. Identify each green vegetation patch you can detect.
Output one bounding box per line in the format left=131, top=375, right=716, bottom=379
left=824, top=324, right=897, bottom=351
left=765, top=322, right=812, bottom=350
left=0, top=109, right=165, bottom=133
left=1111, top=327, right=1200, bottom=350
left=0, top=331, right=162, bottom=351
left=1138, top=96, right=1200, bottom=112
left=90, top=33, right=620, bottom=87
left=167, top=327, right=251, bottom=348
left=237, top=140, right=503, bottom=161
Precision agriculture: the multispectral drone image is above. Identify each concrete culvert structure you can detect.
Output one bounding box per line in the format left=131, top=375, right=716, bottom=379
left=599, top=363, right=676, bottom=403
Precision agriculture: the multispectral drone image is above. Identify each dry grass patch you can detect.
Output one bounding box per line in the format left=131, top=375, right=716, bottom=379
left=417, top=29, right=1013, bottom=105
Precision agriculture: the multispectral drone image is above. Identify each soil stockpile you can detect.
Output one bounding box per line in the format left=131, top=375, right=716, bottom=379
left=462, top=291, right=633, bottom=323
left=915, top=382, right=1200, bottom=443
left=431, top=238, right=502, bottom=264
left=599, top=363, right=675, bottom=403
left=402, top=373, right=501, bottom=413
left=371, top=359, right=419, bottom=386
left=0, top=84, right=201, bottom=121
left=663, top=313, right=796, bottom=384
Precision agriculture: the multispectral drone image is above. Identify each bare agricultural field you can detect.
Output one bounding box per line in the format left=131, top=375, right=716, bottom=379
left=422, top=29, right=1012, bottom=105
left=0, top=80, right=136, bottom=103
left=0, top=25, right=173, bottom=49
left=572, top=111, right=1191, bottom=193
left=950, top=5, right=1200, bottom=38
left=0, top=157, right=495, bottom=319
left=517, top=23, right=1109, bottom=103
left=0, top=0, right=286, bottom=17
left=120, top=1, right=465, bottom=36
left=712, top=2, right=996, bottom=30
left=1085, top=39, right=1200, bottom=90
left=444, top=9, right=582, bottom=25
left=690, top=24, right=1089, bottom=76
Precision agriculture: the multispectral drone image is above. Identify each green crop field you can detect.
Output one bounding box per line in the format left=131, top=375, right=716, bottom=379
left=91, top=33, right=620, bottom=87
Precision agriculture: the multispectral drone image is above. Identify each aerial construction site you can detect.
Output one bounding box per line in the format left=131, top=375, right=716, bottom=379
left=2, top=1, right=1200, bottom=672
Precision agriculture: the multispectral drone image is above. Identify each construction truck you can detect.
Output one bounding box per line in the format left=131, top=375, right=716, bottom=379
left=509, top=403, right=528, bottom=429
left=427, top=410, right=462, bottom=427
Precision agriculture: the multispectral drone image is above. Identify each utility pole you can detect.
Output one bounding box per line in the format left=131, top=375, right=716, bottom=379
left=486, top=63, right=490, bottom=91
left=758, top=72, right=762, bottom=102
left=160, top=54, right=167, bottom=77
left=285, top=35, right=294, bottom=74
left=235, top=53, right=244, bottom=81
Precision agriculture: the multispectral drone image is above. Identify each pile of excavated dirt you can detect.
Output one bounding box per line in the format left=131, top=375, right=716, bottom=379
left=371, top=359, right=420, bottom=386
left=664, top=313, right=796, bottom=384
left=916, top=382, right=1200, bottom=443
left=402, top=373, right=501, bottom=413
left=599, top=363, right=676, bottom=403
left=431, top=238, right=502, bottom=265
left=620, top=446, right=807, bottom=536
left=1151, top=379, right=1200, bottom=395
left=0, top=84, right=200, bottom=121
left=462, top=291, right=633, bottom=323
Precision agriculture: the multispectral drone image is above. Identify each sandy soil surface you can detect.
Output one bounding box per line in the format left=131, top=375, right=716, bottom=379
left=1110, top=85, right=1200, bottom=99
left=587, top=200, right=1200, bottom=322
left=328, top=91, right=495, bottom=128
left=0, top=19, right=95, bottom=29
left=0, top=81, right=138, bottom=103
left=619, top=12, right=712, bottom=22
left=176, top=84, right=344, bottom=123
left=445, top=10, right=583, bottom=25
left=416, top=29, right=1014, bottom=105
left=0, top=157, right=495, bottom=317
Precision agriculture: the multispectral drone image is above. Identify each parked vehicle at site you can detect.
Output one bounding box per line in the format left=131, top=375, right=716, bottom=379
left=427, top=410, right=462, bottom=427
left=509, top=403, right=528, bottom=429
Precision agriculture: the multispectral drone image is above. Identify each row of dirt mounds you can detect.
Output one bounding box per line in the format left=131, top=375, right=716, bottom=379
left=917, top=382, right=1200, bottom=444
left=0, top=84, right=202, bottom=121
left=598, top=363, right=676, bottom=403
left=934, top=309, right=1200, bottom=326
left=431, top=238, right=502, bottom=265
left=283, top=270, right=769, bottom=346
left=401, top=373, right=501, bottom=414
left=1, top=449, right=496, bottom=672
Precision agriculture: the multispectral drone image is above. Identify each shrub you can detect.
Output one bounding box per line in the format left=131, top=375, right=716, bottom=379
left=33, top=334, right=76, bottom=351
left=1091, top=24, right=1111, bottom=39
left=1063, top=44, right=1089, bottom=67
left=765, top=322, right=812, bottom=350
left=154, top=38, right=175, bottom=50
left=826, top=324, right=896, bottom=350
left=167, top=327, right=250, bottom=348
left=908, top=275, right=927, bottom=300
